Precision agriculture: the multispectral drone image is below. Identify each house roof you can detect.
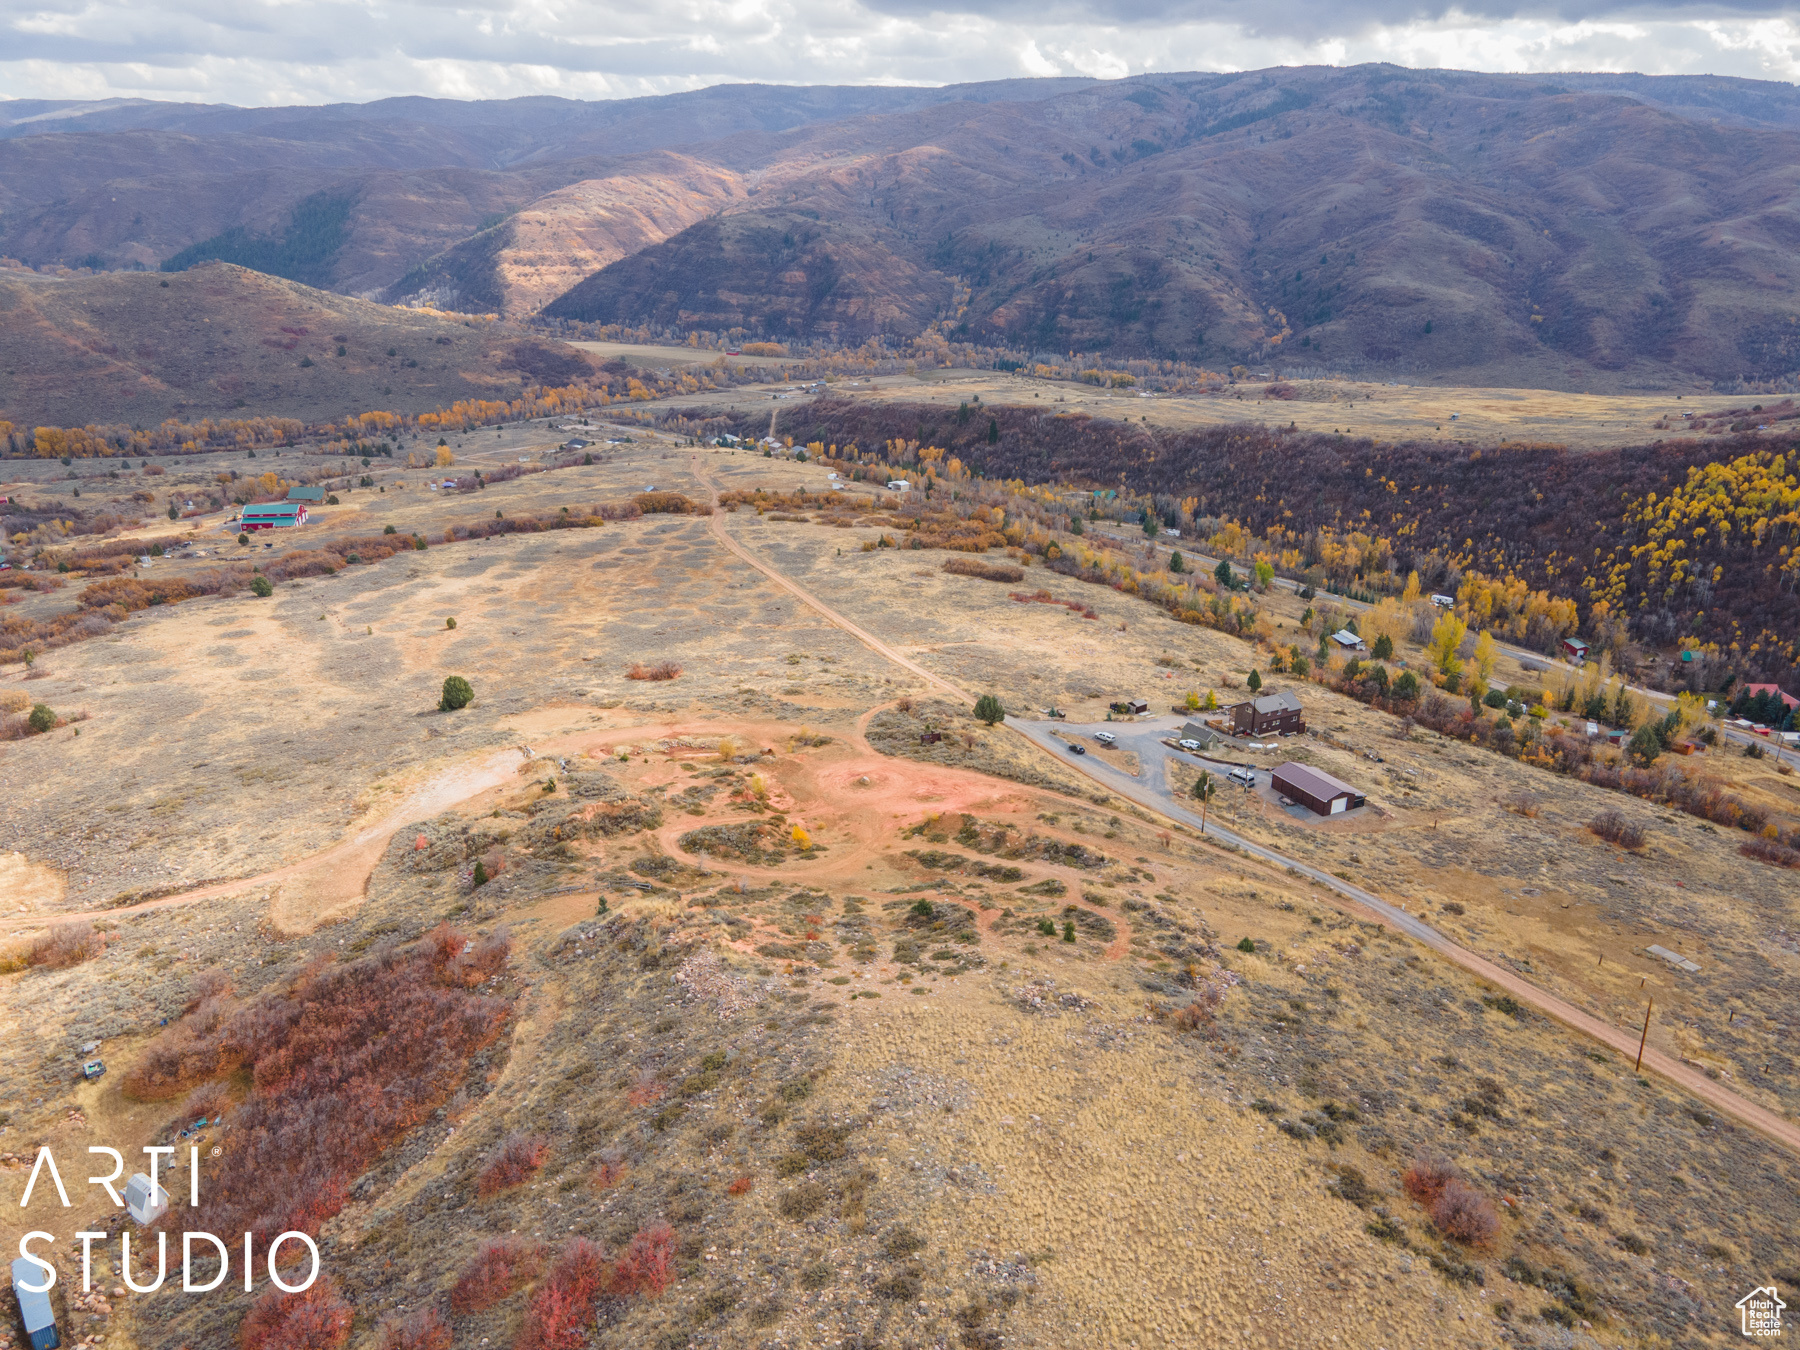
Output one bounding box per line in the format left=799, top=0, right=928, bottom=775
left=1743, top=683, right=1799, bottom=710
left=1251, top=690, right=1304, bottom=714
left=286, top=485, right=324, bottom=502
left=242, top=502, right=303, bottom=518
left=1272, top=761, right=1361, bottom=802
left=1330, top=629, right=1364, bottom=646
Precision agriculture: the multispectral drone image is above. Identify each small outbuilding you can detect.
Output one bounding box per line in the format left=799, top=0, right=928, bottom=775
left=1178, top=721, right=1225, bottom=748
left=124, top=1172, right=168, bottom=1226
left=1227, top=689, right=1306, bottom=737
left=1562, top=637, right=1590, bottom=662
left=11, top=1256, right=60, bottom=1350
left=1328, top=629, right=1367, bottom=655
left=285, top=485, right=325, bottom=503
left=1271, top=762, right=1365, bottom=816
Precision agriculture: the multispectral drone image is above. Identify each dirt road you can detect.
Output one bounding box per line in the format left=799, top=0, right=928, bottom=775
left=692, top=458, right=1800, bottom=1156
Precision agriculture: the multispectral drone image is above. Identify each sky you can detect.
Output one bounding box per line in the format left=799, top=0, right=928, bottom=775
left=4, top=0, right=1800, bottom=107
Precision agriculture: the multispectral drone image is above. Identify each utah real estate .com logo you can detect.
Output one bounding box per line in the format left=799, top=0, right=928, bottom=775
left=1738, top=1286, right=1785, bottom=1338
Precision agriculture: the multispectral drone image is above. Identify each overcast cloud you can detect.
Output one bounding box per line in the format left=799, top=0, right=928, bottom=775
left=3, top=0, right=1800, bottom=107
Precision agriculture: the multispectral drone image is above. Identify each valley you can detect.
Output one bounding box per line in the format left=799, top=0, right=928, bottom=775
left=2, top=425, right=1797, bottom=1349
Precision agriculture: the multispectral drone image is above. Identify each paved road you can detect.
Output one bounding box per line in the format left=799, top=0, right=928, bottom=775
left=695, top=458, right=1800, bottom=1154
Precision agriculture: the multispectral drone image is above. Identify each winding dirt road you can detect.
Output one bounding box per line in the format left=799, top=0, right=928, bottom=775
left=692, top=456, right=1800, bottom=1156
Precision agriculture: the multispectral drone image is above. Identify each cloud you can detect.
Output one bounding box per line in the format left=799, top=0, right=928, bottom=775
left=2, top=0, right=1799, bottom=107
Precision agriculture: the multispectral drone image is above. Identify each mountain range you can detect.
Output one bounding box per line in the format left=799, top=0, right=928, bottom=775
left=7, top=67, right=1800, bottom=392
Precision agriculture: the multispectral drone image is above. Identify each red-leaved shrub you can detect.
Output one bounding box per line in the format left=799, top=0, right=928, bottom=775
left=727, top=1176, right=753, bottom=1196
left=450, top=1237, right=543, bottom=1314
left=479, top=1132, right=549, bottom=1197
left=376, top=1307, right=451, bottom=1350
left=516, top=1239, right=610, bottom=1350
left=1742, top=836, right=1800, bottom=868
left=240, top=1277, right=352, bottom=1350
left=126, top=928, right=511, bottom=1262
left=1430, top=1178, right=1502, bottom=1246
left=612, top=1222, right=676, bottom=1297
left=626, top=660, right=682, bottom=681
left=1401, top=1155, right=1457, bottom=1206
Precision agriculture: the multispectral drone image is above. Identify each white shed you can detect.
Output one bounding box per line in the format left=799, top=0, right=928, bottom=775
left=124, top=1172, right=168, bottom=1226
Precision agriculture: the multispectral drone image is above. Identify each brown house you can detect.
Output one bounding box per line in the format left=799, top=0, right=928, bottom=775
left=1272, top=762, right=1365, bottom=815
left=1227, top=690, right=1306, bottom=737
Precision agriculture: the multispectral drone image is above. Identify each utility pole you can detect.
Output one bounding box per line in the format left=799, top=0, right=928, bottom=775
left=1636, top=998, right=1654, bottom=1073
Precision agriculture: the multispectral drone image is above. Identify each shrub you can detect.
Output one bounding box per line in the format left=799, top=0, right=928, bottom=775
left=445, top=617, right=456, bottom=629
left=777, top=1181, right=828, bottom=1219
left=384, top=525, right=397, bottom=534
left=1741, top=836, right=1800, bottom=868
left=1392, top=671, right=1420, bottom=700
left=27, top=703, right=55, bottom=733
left=633, top=491, right=709, bottom=516
left=440, top=675, right=474, bottom=711
left=28, top=923, right=104, bottom=969
left=516, top=1239, right=608, bottom=1350
left=240, top=1277, right=351, bottom=1350
left=1500, top=791, right=1540, bottom=818
left=627, top=661, right=682, bottom=681
left=1401, top=1155, right=1457, bottom=1206
left=451, top=1237, right=543, bottom=1313
left=376, top=1308, right=450, bottom=1350
left=727, top=1175, right=753, bottom=1196
left=478, top=1132, right=549, bottom=1197
left=612, top=1221, right=676, bottom=1296
left=1431, top=1178, right=1501, bottom=1246
left=126, top=928, right=509, bottom=1253
left=942, top=556, right=1024, bottom=583
left=238, top=533, right=250, bottom=545
left=1371, top=634, right=1394, bottom=660
left=250, top=575, right=274, bottom=598
left=1236, top=936, right=1255, bottom=953
left=973, top=693, right=1005, bottom=725
left=1587, top=810, right=1646, bottom=850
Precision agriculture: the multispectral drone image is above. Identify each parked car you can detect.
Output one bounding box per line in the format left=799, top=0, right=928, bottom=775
left=1178, top=738, right=1201, bottom=751
left=1093, top=731, right=1116, bottom=746
left=1228, top=767, right=1256, bottom=787
left=1066, top=743, right=1087, bottom=755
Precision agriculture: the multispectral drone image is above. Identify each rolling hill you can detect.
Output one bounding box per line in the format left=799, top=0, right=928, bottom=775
left=8, top=67, right=1800, bottom=390
left=0, top=264, right=596, bottom=428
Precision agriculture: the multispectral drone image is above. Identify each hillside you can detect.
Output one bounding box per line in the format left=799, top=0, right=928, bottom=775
left=726, top=395, right=1800, bottom=688
left=0, top=264, right=596, bottom=428
left=550, top=67, right=1800, bottom=390
left=9, top=68, right=1800, bottom=388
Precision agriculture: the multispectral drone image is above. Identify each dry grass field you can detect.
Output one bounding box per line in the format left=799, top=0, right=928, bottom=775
left=611, top=341, right=1757, bottom=451
left=2, top=434, right=1796, bottom=1350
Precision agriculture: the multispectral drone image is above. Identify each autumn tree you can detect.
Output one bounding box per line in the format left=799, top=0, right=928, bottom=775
left=1426, top=611, right=1468, bottom=677
left=1472, top=631, right=1498, bottom=685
